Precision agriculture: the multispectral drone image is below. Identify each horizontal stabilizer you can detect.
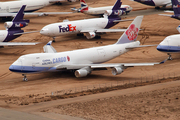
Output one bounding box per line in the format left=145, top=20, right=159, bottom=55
left=43, top=41, right=57, bottom=53
left=14, top=31, right=40, bottom=35
left=164, top=10, right=173, bottom=13
left=113, top=19, right=134, bottom=22
left=125, top=45, right=157, bottom=49
left=159, top=14, right=172, bottom=17
left=0, top=42, right=39, bottom=46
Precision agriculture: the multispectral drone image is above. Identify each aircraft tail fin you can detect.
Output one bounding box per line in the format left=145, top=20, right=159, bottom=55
left=116, top=16, right=143, bottom=44
left=112, top=0, right=121, bottom=10
left=172, top=0, right=180, bottom=15
left=12, top=5, right=29, bottom=23
left=80, top=0, right=88, bottom=12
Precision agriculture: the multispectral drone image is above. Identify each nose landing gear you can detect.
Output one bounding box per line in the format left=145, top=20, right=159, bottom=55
left=22, top=74, right=28, bottom=81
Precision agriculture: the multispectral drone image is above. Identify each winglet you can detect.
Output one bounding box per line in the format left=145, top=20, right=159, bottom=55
left=159, top=59, right=167, bottom=64
left=116, top=16, right=143, bottom=44
left=176, top=25, right=180, bottom=33
left=43, top=41, right=57, bottom=53
left=46, top=41, right=53, bottom=45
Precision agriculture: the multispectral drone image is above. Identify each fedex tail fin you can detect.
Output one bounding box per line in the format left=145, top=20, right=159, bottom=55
left=172, top=0, right=180, bottom=15
left=116, top=16, right=143, bottom=44
left=12, top=5, right=29, bottom=23
left=80, top=0, right=88, bottom=12
left=112, top=0, right=121, bottom=10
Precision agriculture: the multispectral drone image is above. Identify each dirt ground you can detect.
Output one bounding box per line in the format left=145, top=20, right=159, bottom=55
left=0, top=0, right=180, bottom=120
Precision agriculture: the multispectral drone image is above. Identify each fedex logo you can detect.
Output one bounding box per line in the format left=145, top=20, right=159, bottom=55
left=15, top=23, right=23, bottom=27
left=59, top=24, right=76, bottom=33
left=173, top=5, right=180, bottom=8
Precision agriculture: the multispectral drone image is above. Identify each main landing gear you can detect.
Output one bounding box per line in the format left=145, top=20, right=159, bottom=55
left=22, top=74, right=28, bottom=81
left=167, top=53, right=172, bottom=60
left=52, top=37, right=56, bottom=42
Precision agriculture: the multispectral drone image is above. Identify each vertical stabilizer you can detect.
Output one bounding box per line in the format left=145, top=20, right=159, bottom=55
left=112, top=0, right=121, bottom=10
left=116, top=16, right=143, bottom=44
left=80, top=0, right=88, bottom=12
left=172, top=0, right=180, bottom=15
left=12, top=5, right=29, bottom=23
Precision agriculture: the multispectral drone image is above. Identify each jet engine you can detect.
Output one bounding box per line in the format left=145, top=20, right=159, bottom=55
left=4, top=21, right=29, bottom=29
left=75, top=68, right=91, bottom=78
left=111, top=66, right=123, bottom=75
left=104, top=10, right=125, bottom=17
left=84, top=32, right=96, bottom=39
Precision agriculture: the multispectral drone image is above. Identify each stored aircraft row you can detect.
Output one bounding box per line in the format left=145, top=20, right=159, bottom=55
left=71, top=0, right=132, bottom=15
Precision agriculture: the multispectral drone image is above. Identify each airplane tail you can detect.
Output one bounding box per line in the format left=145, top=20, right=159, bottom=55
left=105, top=0, right=125, bottom=19
left=80, top=0, right=88, bottom=12
left=172, top=0, right=180, bottom=15
left=116, top=16, right=143, bottom=44
left=7, top=5, right=29, bottom=31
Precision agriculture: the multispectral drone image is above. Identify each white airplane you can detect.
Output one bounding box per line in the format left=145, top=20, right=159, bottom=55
left=40, top=0, right=132, bottom=40
left=157, top=26, right=180, bottom=60
left=71, top=0, right=132, bottom=15
left=131, top=0, right=171, bottom=9
left=0, top=5, right=38, bottom=46
left=0, top=0, right=74, bottom=18
left=9, top=16, right=164, bottom=81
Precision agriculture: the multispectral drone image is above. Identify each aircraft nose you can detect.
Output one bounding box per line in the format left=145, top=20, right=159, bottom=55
left=40, top=27, right=49, bottom=35
left=9, top=65, right=14, bottom=72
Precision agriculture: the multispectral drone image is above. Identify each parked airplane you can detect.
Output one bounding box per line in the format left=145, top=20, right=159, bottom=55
left=131, top=0, right=171, bottom=9
left=40, top=0, right=132, bottom=40
left=157, top=25, right=180, bottom=60
left=0, top=5, right=38, bottom=46
left=71, top=0, right=132, bottom=15
left=159, top=0, right=180, bottom=20
left=0, top=0, right=74, bottom=18
left=9, top=16, right=164, bottom=81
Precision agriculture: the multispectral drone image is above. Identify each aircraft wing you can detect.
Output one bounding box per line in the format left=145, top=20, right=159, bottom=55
left=24, top=12, right=73, bottom=16
left=0, top=42, right=39, bottom=46
left=13, top=31, right=39, bottom=35
left=55, top=61, right=164, bottom=70
left=159, top=14, right=172, bottom=17
left=80, top=29, right=126, bottom=33
left=0, top=12, right=72, bottom=17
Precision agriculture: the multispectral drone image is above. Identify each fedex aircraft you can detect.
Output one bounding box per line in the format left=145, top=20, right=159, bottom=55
left=159, top=0, right=180, bottom=20
left=9, top=16, right=164, bottom=81
left=131, top=0, right=171, bottom=9
left=71, top=0, right=132, bottom=15
left=157, top=26, right=180, bottom=60
left=0, top=0, right=74, bottom=18
left=0, top=5, right=38, bottom=46
left=40, top=0, right=131, bottom=40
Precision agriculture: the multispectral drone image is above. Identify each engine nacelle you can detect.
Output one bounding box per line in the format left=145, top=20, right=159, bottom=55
left=104, top=10, right=125, bottom=17
left=75, top=68, right=91, bottom=78
left=112, top=66, right=123, bottom=75
left=85, top=32, right=96, bottom=39
left=4, top=21, right=29, bottom=29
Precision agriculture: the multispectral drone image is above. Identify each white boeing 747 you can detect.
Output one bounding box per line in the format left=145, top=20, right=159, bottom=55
left=9, top=16, right=164, bottom=81
left=0, top=0, right=74, bottom=18
left=71, top=0, right=132, bottom=15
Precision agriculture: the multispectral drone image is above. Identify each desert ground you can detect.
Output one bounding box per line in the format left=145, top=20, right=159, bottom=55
left=0, top=0, right=180, bottom=120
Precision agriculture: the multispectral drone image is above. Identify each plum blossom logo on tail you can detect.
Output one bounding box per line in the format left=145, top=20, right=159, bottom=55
left=125, top=24, right=139, bottom=41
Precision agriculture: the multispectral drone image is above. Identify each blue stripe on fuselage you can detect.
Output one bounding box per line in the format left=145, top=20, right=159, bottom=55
left=157, top=45, right=180, bottom=53
left=9, top=65, right=56, bottom=73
